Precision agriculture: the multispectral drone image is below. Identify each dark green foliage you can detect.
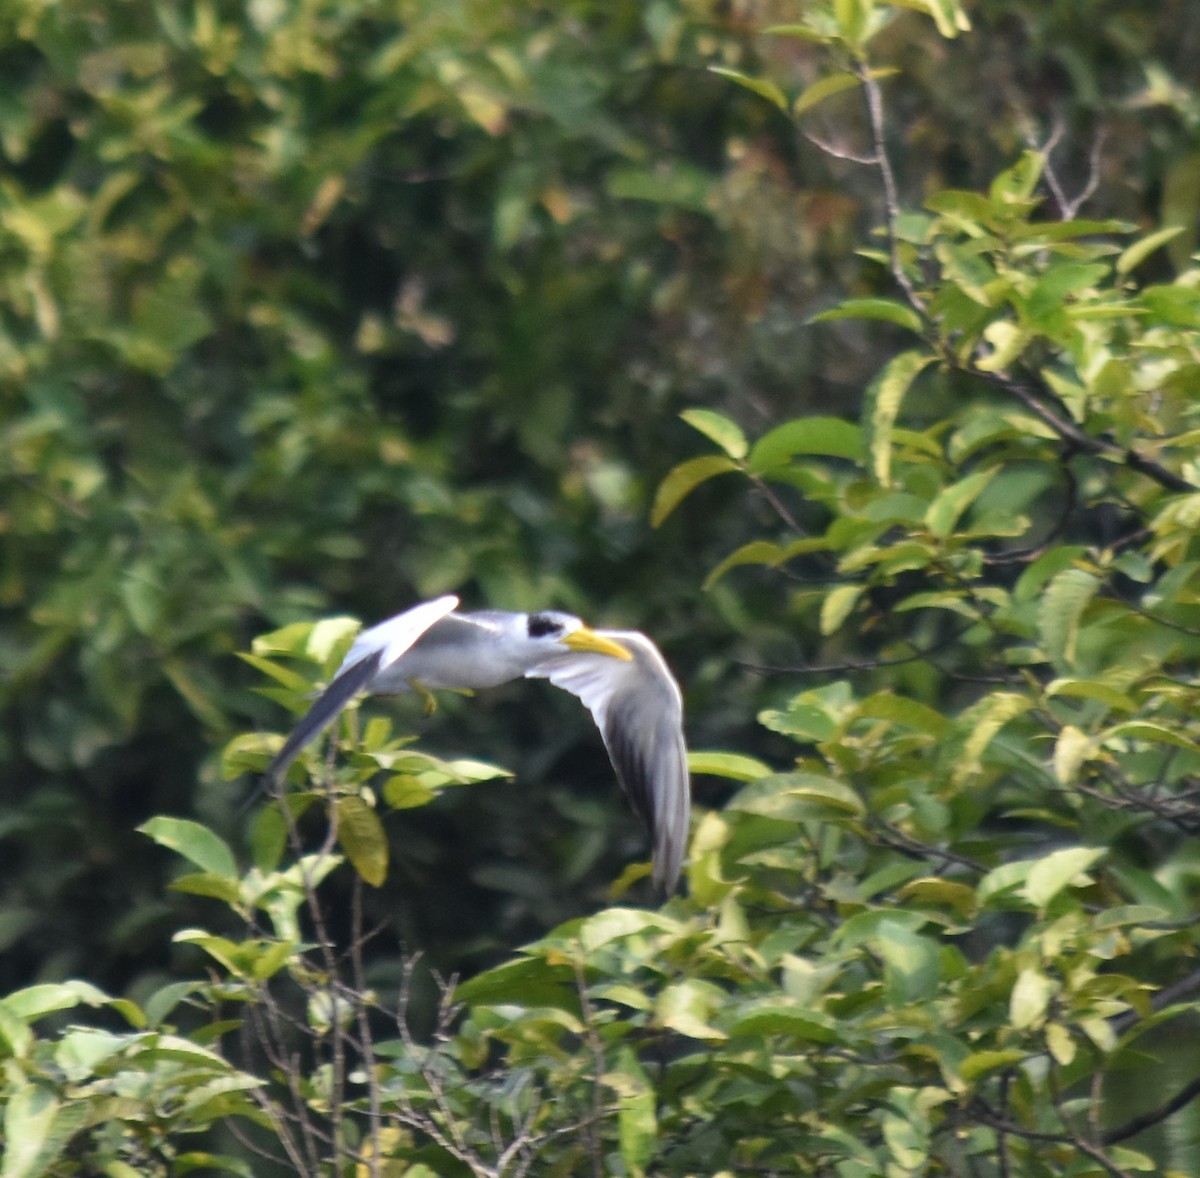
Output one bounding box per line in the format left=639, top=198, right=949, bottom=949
left=4, top=0, right=1200, bottom=1174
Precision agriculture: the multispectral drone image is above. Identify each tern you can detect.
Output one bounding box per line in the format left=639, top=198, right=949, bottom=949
left=265, top=595, right=690, bottom=891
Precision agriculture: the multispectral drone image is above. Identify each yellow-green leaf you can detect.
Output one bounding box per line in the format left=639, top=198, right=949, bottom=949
left=821, top=583, right=865, bottom=635
left=680, top=408, right=748, bottom=459
left=708, top=67, right=787, bottom=112
left=864, top=350, right=936, bottom=485
left=650, top=455, right=740, bottom=526
left=1117, top=224, right=1186, bottom=275
left=1039, top=567, right=1100, bottom=670
left=924, top=467, right=997, bottom=537
left=335, top=796, right=389, bottom=887
left=1024, top=846, right=1104, bottom=908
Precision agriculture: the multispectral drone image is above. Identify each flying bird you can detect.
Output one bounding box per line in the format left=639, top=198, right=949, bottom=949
left=264, top=595, right=690, bottom=891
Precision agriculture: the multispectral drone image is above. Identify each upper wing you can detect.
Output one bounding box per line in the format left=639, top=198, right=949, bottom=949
left=265, top=595, right=459, bottom=785
left=527, top=631, right=690, bottom=892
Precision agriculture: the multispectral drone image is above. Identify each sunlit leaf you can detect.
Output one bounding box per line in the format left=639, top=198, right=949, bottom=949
left=680, top=408, right=748, bottom=460
left=139, top=817, right=238, bottom=879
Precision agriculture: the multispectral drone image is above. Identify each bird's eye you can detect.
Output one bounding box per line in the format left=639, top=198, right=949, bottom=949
left=527, top=613, right=563, bottom=639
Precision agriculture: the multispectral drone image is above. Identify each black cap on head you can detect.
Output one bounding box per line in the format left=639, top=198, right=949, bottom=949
left=527, top=613, right=565, bottom=639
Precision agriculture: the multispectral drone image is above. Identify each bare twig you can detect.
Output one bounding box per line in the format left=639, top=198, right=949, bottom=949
left=855, top=61, right=925, bottom=315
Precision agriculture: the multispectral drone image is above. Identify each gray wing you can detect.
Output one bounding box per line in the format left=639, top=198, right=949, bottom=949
left=527, top=631, right=690, bottom=892
left=265, top=595, right=459, bottom=785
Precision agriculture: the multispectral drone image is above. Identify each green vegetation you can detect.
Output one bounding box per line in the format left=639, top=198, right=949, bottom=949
left=4, top=0, right=1200, bottom=1174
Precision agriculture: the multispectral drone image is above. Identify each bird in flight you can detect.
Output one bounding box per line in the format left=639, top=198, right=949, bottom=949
left=265, top=595, right=690, bottom=891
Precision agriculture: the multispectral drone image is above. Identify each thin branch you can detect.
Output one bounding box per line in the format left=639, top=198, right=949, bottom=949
left=1103, top=1073, right=1200, bottom=1145
left=855, top=61, right=925, bottom=315
left=984, top=373, right=1196, bottom=494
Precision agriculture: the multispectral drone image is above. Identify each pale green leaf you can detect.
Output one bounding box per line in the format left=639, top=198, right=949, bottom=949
left=1039, top=567, right=1100, bottom=670
left=0, top=981, right=110, bottom=1023
left=680, top=408, right=748, bottom=459
left=821, top=583, right=865, bottom=635
left=864, top=350, right=936, bottom=484
left=654, top=979, right=727, bottom=1040
left=1009, top=967, right=1054, bottom=1029
left=1024, top=846, right=1105, bottom=908
left=953, top=692, right=1032, bottom=786
left=2, top=1084, right=62, bottom=1178
left=688, top=751, right=773, bottom=781
left=1045, top=1021, right=1076, bottom=1065
left=974, top=320, right=1029, bottom=373
left=139, top=817, right=238, bottom=879
left=1052, top=725, right=1095, bottom=785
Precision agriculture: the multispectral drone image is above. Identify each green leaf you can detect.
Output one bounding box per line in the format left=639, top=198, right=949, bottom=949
left=139, top=817, right=238, bottom=878
left=924, top=467, right=997, bottom=537
left=974, top=320, right=1030, bottom=373
left=2, top=1084, right=64, bottom=1178
left=793, top=71, right=864, bottom=117
left=1117, top=224, right=1186, bottom=275
left=0, top=981, right=110, bottom=1023
left=864, top=351, right=936, bottom=484
left=1039, top=567, right=1101, bottom=670
left=952, top=692, right=1032, bottom=786
left=729, top=772, right=866, bottom=820
left=728, top=1002, right=839, bottom=1042
left=702, top=540, right=787, bottom=589
left=890, top=0, right=971, bottom=36
left=170, top=872, right=244, bottom=905
left=1104, top=721, right=1200, bottom=752
left=856, top=693, right=950, bottom=736
left=654, top=979, right=727, bottom=1040
left=958, top=1049, right=1028, bottom=1081
left=811, top=297, right=923, bottom=333
left=1052, top=725, right=1095, bottom=785
left=707, top=66, right=787, bottom=112
left=748, top=416, right=865, bottom=471
left=577, top=907, right=679, bottom=952
left=650, top=454, right=740, bottom=526
left=335, top=796, right=389, bottom=887
left=1009, top=967, right=1054, bottom=1029
left=834, top=0, right=873, bottom=48
left=821, top=583, right=865, bottom=635
left=610, top=1046, right=656, bottom=1175
left=874, top=920, right=941, bottom=1005
left=1045, top=677, right=1137, bottom=712
left=762, top=23, right=833, bottom=43
left=1023, top=846, right=1105, bottom=908
left=688, top=751, right=773, bottom=781
left=680, top=408, right=748, bottom=459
